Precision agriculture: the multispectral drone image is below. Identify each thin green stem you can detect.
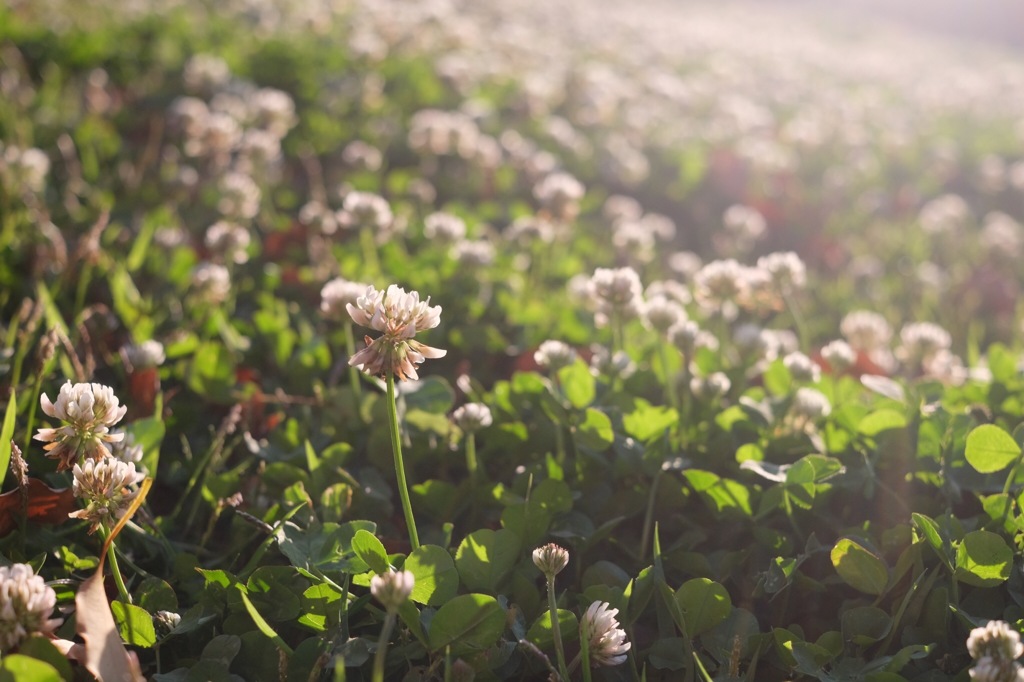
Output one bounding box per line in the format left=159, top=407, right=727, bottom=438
left=660, top=343, right=679, bottom=412
left=387, top=371, right=420, bottom=550
left=579, top=615, right=593, bottom=682
left=344, top=322, right=364, bottom=419
left=547, top=575, right=571, bottom=682
left=372, top=612, right=397, bottom=682
left=465, top=433, right=478, bottom=482
left=359, top=227, right=382, bottom=280
left=782, top=289, right=809, bottom=353
left=101, top=525, right=132, bottom=605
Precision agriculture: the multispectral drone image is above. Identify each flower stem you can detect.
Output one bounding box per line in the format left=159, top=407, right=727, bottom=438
left=640, top=470, right=663, bottom=561
left=547, top=575, right=571, bottom=682
left=101, top=525, right=132, bottom=605
left=360, top=227, right=382, bottom=280
left=386, top=371, right=420, bottom=550
left=344, top=321, right=364, bottom=419
left=465, top=433, right=478, bottom=482
left=372, top=611, right=397, bottom=682
left=660, top=343, right=679, bottom=412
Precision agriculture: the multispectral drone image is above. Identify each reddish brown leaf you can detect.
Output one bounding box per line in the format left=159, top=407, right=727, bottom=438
left=0, top=479, right=77, bottom=536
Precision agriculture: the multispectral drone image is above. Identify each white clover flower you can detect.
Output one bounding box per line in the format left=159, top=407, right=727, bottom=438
left=897, top=322, right=951, bottom=367
left=791, top=387, right=832, bottom=421
left=299, top=201, right=341, bottom=235
left=602, top=194, right=643, bottom=223
left=693, top=259, right=748, bottom=319
left=0, top=146, right=50, bottom=194
left=451, top=239, right=495, bottom=267
left=505, top=215, right=555, bottom=247
left=783, top=351, right=821, bottom=383
left=580, top=601, right=630, bottom=667
left=0, top=564, right=61, bottom=652
left=205, top=220, right=251, bottom=264
left=690, top=372, right=731, bottom=400
left=643, top=297, right=687, bottom=335
left=970, top=656, right=1024, bottom=682
left=590, top=346, right=636, bottom=381
left=532, top=543, right=569, bottom=577
left=109, top=431, right=144, bottom=465
left=722, top=204, right=766, bottom=241
left=370, top=570, right=414, bottom=613
left=452, top=403, right=493, bottom=432
left=320, top=277, right=371, bottom=321
left=191, top=262, right=231, bottom=304
left=123, top=340, right=165, bottom=370
left=534, top=340, right=577, bottom=373
left=820, top=339, right=857, bottom=373
left=183, top=54, right=230, bottom=93
left=347, top=285, right=446, bottom=381
left=589, top=267, right=644, bottom=327
left=968, top=621, right=1024, bottom=662
left=249, top=87, right=296, bottom=138
left=757, top=251, right=806, bottom=295
left=918, top=193, right=970, bottom=234
left=70, top=455, right=142, bottom=533
left=533, top=171, right=585, bottom=222
left=668, top=251, right=703, bottom=279
left=342, top=140, right=383, bottom=172
left=337, top=191, right=393, bottom=233
left=34, top=381, right=128, bottom=471
left=424, top=212, right=467, bottom=243
left=217, top=171, right=261, bottom=219
left=840, top=310, right=892, bottom=352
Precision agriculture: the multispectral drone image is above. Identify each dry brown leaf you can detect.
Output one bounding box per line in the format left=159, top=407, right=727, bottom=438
left=74, top=478, right=152, bottom=682
left=0, top=478, right=77, bottom=536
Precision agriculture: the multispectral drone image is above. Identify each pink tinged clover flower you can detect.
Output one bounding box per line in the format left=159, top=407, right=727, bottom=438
left=347, top=284, right=446, bottom=381
left=70, top=456, right=143, bottom=534
left=0, top=563, right=62, bottom=652
left=581, top=601, right=631, bottom=667
left=34, top=381, right=128, bottom=471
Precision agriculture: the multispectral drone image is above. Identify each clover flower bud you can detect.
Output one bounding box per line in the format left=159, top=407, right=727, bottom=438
left=0, top=564, right=62, bottom=652
left=370, top=570, right=415, bottom=613
left=532, top=543, right=569, bottom=578
left=154, top=610, right=182, bottom=635
left=452, top=403, right=493, bottom=433
left=840, top=310, right=892, bottom=352
left=580, top=601, right=630, bottom=667
left=424, top=212, right=467, bottom=243
left=791, top=387, right=832, bottom=421
left=34, top=381, right=128, bottom=471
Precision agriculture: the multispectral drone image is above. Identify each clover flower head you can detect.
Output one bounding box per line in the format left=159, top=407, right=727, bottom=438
left=820, top=339, right=857, bottom=372
left=968, top=621, right=1024, bottom=663
left=452, top=403, right=493, bottom=433
left=338, top=191, right=393, bottom=232
left=70, top=455, right=143, bottom=533
left=533, top=171, right=585, bottom=222
left=758, top=251, right=807, bottom=294
left=668, top=251, right=703, bottom=280
left=534, top=340, right=577, bottom=373
left=205, top=220, right=251, bottom=264
left=320, top=277, right=371, bottom=321
left=791, top=387, right=832, bottom=421
left=590, top=346, right=636, bottom=381
left=532, top=543, right=569, bottom=578
left=783, top=351, right=821, bottom=383
left=919, top=193, right=969, bottom=235
left=897, top=321, right=951, bottom=366
left=123, top=340, right=166, bottom=370
left=342, top=140, right=384, bottom=172
left=34, top=381, right=128, bottom=470
left=690, top=372, right=731, bottom=400
left=644, top=297, right=687, bottom=335
left=0, top=563, right=62, bottom=652
left=970, top=656, right=1024, bottom=682
left=722, top=204, right=766, bottom=241
left=694, top=259, right=748, bottom=318
left=581, top=601, right=630, bottom=667
left=191, top=262, right=231, bottom=304
left=841, top=310, right=892, bottom=352
left=370, top=570, right=415, bottom=613
left=109, top=431, right=144, bottom=465
left=347, top=285, right=446, bottom=381
left=217, top=171, right=261, bottom=219
left=424, top=211, right=467, bottom=243
left=451, top=239, right=495, bottom=267
left=589, top=267, right=644, bottom=326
